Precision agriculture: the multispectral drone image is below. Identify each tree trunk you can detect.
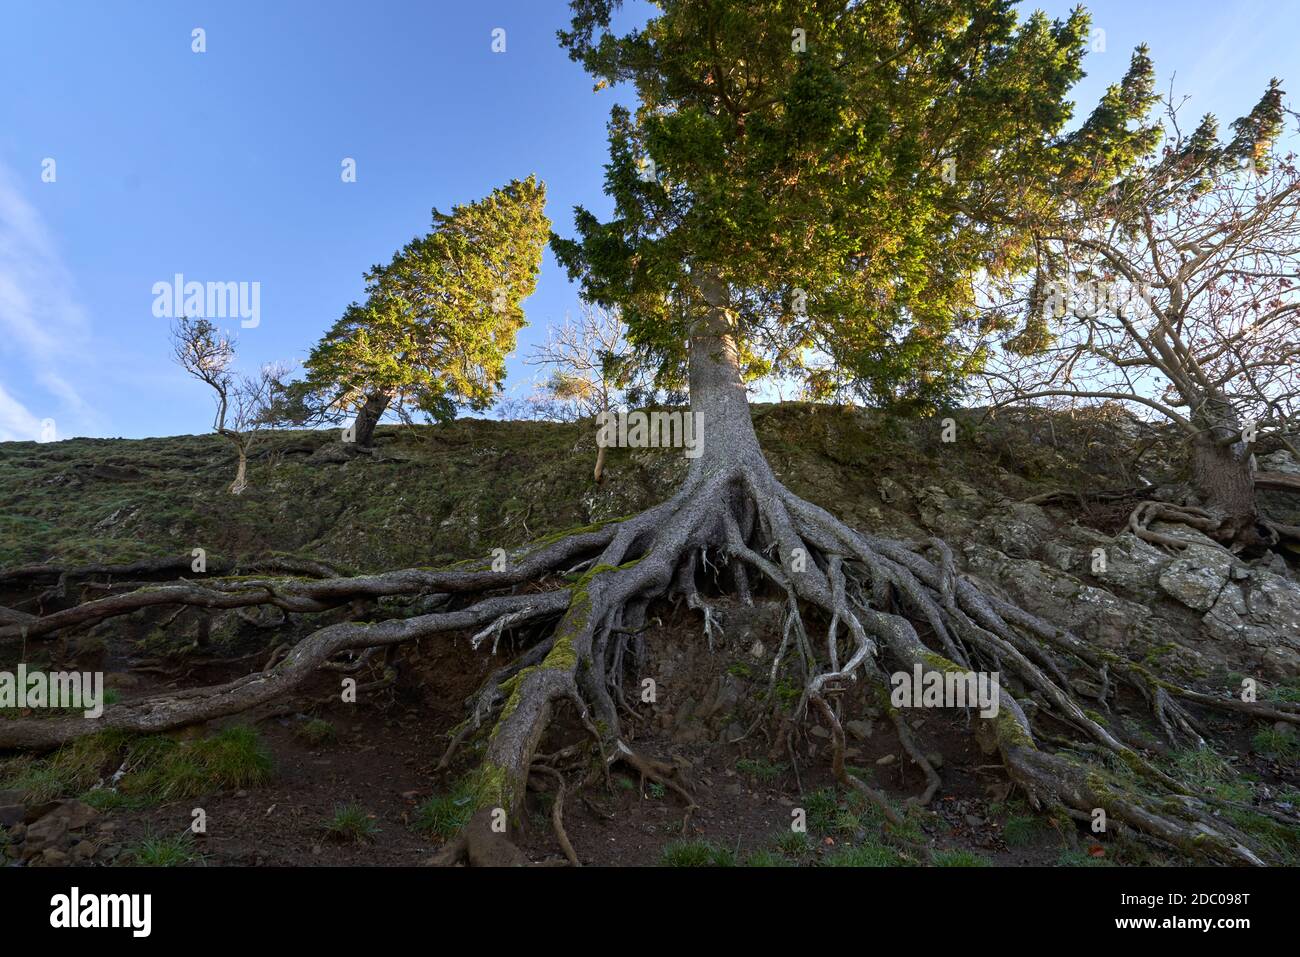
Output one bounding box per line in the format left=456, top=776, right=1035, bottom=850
left=229, top=447, right=249, bottom=496
left=351, top=390, right=392, bottom=448
left=593, top=442, right=606, bottom=484
left=1189, top=399, right=1259, bottom=543
left=687, top=269, right=765, bottom=478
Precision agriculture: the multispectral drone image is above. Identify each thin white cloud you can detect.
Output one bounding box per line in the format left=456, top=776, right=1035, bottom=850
left=0, top=161, right=95, bottom=440
left=0, top=382, right=42, bottom=442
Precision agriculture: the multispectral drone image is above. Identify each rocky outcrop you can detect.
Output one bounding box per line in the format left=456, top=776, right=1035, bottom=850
left=882, top=475, right=1300, bottom=681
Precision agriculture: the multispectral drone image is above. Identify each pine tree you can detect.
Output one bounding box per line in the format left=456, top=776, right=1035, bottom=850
left=299, top=176, right=550, bottom=447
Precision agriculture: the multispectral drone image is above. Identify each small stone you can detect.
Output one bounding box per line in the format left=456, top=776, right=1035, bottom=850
left=40, top=848, right=71, bottom=867
left=809, top=725, right=831, bottom=739
left=70, top=840, right=97, bottom=862
left=101, top=844, right=122, bottom=860
left=22, top=815, right=68, bottom=856
left=876, top=754, right=896, bottom=766
left=749, top=640, right=766, bottom=659
left=926, top=752, right=944, bottom=769
left=846, top=719, right=873, bottom=741
left=0, top=805, right=24, bottom=828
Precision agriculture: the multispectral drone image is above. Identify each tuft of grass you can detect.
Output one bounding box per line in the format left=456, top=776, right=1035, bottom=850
left=776, top=830, right=812, bottom=857
left=1002, top=814, right=1046, bottom=847
left=79, top=788, right=147, bottom=812
left=742, top=849, right=790, bottom=867
left=126, top=832, right=201, bottom=867
left=294, top=719, right=337, bottom=747
left=324, top=804, right=378, bottom=844
left=414, top=790, right=474, bottom=839
left=825, top=842, right=908, bottom=867
left=1252, top=727, right=1299, bottom=761
left=804, top=787, right=841, bottom=834
left=1, top=762, right=70, bottom=804
left=1057, top=848, right=1115, bottom=867
left=659, top=839, right=735, bottom=867
left=932, top=849, right=991, bottom=867
left=126, top=726, right=273, bottom=800
left=735, top=758, right=786, bottom=782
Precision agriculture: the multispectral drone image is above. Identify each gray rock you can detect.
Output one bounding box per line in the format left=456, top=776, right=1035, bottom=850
left=878, top=477, right=911, bottom=505
left=0, top=805, right=24, bottom=829
left=1258, top=449, right=1300, bottom=475
left=1203, top=570, right=1300, bottom=679
left=1158, top=543, right=1235, bottom=611
left=1090, top=533, right=1168, bottom=594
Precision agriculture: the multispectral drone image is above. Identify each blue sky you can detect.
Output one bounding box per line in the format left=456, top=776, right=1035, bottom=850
left=0, top=0, right=1296, bottom=440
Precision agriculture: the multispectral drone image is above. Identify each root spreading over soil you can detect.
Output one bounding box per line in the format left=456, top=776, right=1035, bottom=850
left=3, top=443, right=1297, bottom=866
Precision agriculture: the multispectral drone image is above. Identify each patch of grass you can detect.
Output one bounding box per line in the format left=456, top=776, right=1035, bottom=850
left=659, top=839, right=736, bottom=867
left=734, top=758, right=785, bottom=782
left=804, top=787, right=841, bottom=834
left=775, top=830, right=812, bottom=857
left=124, top=726, right=273, bottom=800
left=825, top=842, right=908, bottom=867
left=1169, top=746, right=1252, bottom=803
left=294, top=719, right=337, bottom=747
left=79, top=788, right=147, bottom=812
left=125, top=833, right=201, bottom=867
left=414, top=789, right=474, bottom=839
left=1252, top=727, right=1299, bottom=761
left=1, top=762, right=70, bottom=804
left=742, top=849, right=790, bottom=867
left=1264, top=681, right=1300, bottom=704
left=1002, top=814, right=1047, bottom=847
left=931, top=849, right=990, bottom=867
left=324, top=804, right=378, bottom=843
left=1057, top=848, right=1115, bottom=867
left=646, top=782, right=665, bottom=800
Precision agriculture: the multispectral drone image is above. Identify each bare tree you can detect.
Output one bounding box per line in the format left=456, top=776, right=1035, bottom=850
left=171, top=317, right=287, bottom=495
left=976, top=91, right=1300, bottom=547
left=525, top=304, right=644, bottom=483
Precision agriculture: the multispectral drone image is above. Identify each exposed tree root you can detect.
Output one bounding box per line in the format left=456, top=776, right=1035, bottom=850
left=1, top=454, right=1294, bottom=865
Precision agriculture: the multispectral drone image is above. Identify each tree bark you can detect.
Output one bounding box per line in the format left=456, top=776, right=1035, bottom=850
left=229, top=447, right=248, bottom=496
left=687, top=269, right=765, bottom=479
left=352, top=390, right=392, bottom=448
left=1189, top=399, right=1259, bottom=543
